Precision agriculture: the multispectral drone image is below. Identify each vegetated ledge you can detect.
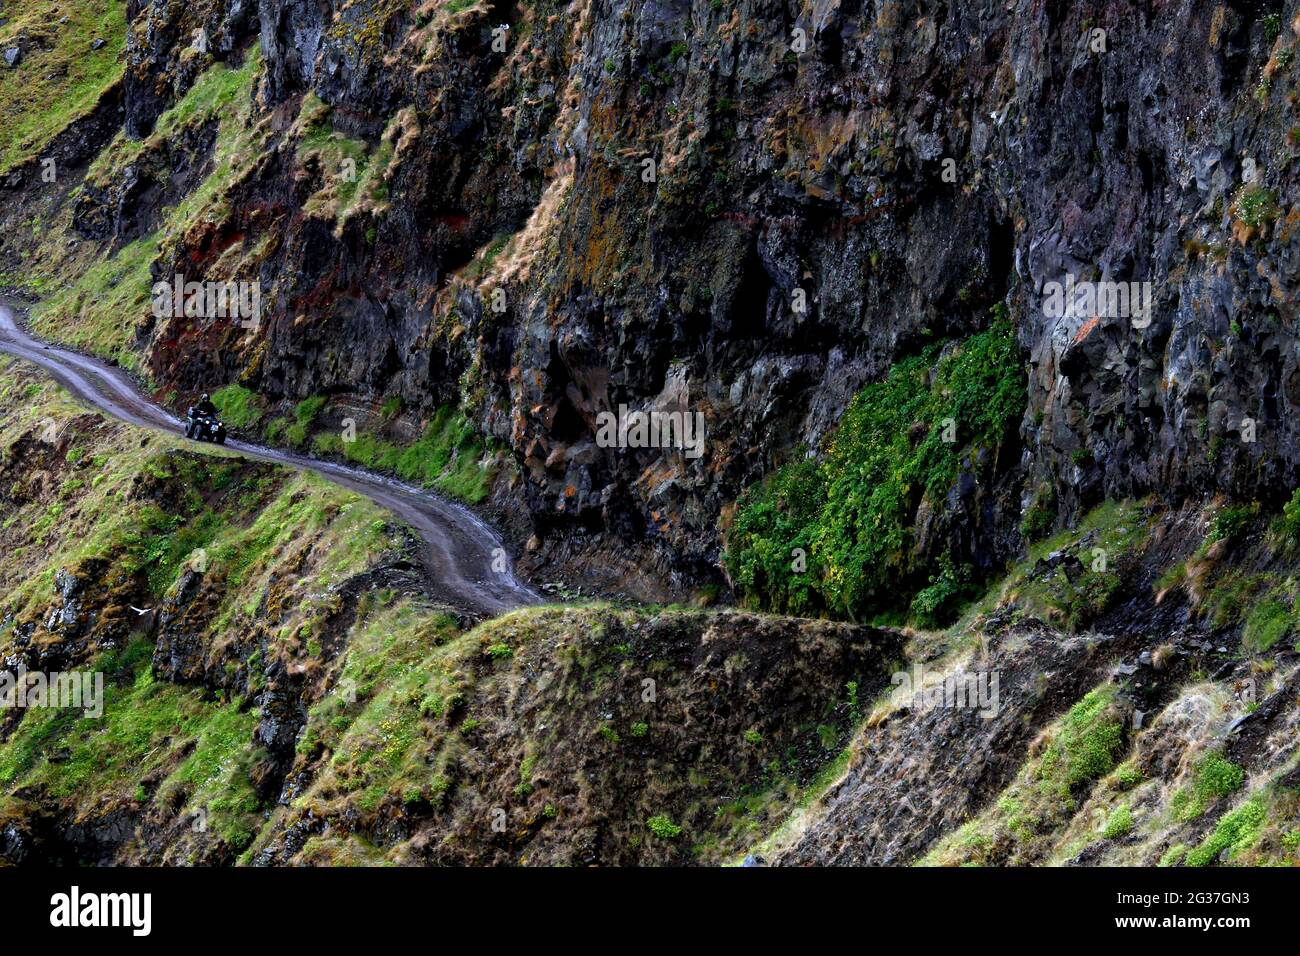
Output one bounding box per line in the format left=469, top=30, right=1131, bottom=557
left=209, top=382, right=508, bottom=508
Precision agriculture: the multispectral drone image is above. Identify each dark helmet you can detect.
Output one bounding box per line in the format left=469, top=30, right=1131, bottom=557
left=200, top=393, right=209, bottom=402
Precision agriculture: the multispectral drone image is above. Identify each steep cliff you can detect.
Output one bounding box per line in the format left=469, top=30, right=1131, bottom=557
left=4, top=0, right=1295, bottom=604
left=3, top=0, right=1300, bottom=868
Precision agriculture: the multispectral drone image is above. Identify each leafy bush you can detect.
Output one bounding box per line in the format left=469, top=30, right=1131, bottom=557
left=1243, top=597, right=1291, bottom=652
left=722, top=455, right=825, bottom=616
left=1020, top=484, right=1057, bottom=541
left=646, top=815, right=683, bottom=839
left=1235, top=187, right=1277, bottom=228
left=1102, top=804, right=1133, bottom=839
left=1172, top=751, right=1245, bottom=821
left=1276, top=488, right=1300, bottom=547
left=1186, top=798, right=1267, bottom=866
left=1194, top=752, right=1245, bottom=805
left=1038, top=687, right=1125, bottom=796
left=910, top=558, right=973, bottom=626
left=1207, top=502, right=1258, bottom=544
left=724, top=320, right=1024, bottom=622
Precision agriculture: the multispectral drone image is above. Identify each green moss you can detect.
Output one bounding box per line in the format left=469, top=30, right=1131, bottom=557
left=1203, top=572, right=1269, bottom=629
left=725, top=318, right=1024, bottom=621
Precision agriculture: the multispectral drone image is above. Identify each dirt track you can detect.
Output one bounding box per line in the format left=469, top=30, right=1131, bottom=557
left=0, top=301, right=540, bottom=616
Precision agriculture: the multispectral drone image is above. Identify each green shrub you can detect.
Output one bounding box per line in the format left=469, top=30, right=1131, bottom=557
left=910, top=558, right=973, bottom=626
left=1020, top=484, right=1057, bottom=541
left=1208, top=503, right=1258, bottom=544
left=1102, top=804, right=1133, bottom=839
left=1038, top=687, right=1125, bottom=796
left=723, top=455, right=825, bottom=616
left=1243, top=598, right=1291, bottom=652
left=1236, top=187, right=1277, bottom=228
left=1173, top=751, right=1246, bottom=821
left=1194, top=752, right=1245, bottom=805
left=647, top=815, right=683, bottom=839
left=1158, top=844, right=1188, bottom=867
left=725, top=319, right=1024, bottom=621
left=1186, top=798, right=1267, bottom=866
left=1276, top=488, right=1300, bottom=547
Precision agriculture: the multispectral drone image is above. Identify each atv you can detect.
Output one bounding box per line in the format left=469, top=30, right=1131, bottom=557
left=184, top=408, right=227, bottom=444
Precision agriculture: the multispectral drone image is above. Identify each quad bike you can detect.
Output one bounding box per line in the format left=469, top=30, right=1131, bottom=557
left=184, top=408, right=227, bottom=444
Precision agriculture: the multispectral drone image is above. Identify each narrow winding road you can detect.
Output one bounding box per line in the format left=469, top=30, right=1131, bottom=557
left=0, top=301, right=540, bottom=617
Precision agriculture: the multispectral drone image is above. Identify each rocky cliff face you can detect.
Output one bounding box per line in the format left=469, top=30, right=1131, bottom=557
left=1, top=1, right=1294, bottom=600
left=60, top=0, right=1292, bottom=601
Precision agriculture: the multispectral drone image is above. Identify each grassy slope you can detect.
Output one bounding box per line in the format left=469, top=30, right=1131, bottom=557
left=28, top=51, right=266, bottom=373
left=0, top=0, right=127, bottom=175
left=10, top=37, right=496, bottom=506
left=0, top=357, right=408, bottom=858
left=252, top=601, right=883, bottom=866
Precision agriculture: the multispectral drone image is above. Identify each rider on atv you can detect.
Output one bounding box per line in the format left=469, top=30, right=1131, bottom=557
left=185, top=393, right=227, bottom=444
